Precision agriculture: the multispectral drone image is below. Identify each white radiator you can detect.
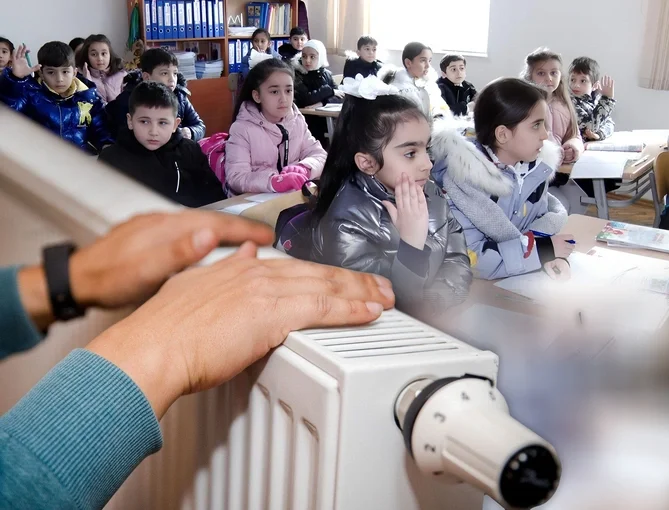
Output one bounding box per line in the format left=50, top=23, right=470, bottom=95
left=0, top=106, right=560, bottom=510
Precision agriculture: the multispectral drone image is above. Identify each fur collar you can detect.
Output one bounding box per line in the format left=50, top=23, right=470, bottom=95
left=379, top=65, right=439, bottom=89
left=430, top=118, right=563, bottom=196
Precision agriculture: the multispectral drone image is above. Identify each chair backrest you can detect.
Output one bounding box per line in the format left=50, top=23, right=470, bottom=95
left=228, top=73, right=240, bottom=109
left=333, top=73, right=343, bottom=86
left=656, top=151, right=669, bottom=206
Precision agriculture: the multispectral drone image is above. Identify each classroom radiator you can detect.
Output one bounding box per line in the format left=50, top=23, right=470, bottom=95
left=0, top=106, right=560, bottom=510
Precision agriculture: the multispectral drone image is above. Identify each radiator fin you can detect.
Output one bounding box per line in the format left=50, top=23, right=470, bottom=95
left=302, top=309, right=462, bottom=358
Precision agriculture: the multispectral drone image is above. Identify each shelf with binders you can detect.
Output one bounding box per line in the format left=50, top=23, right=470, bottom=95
left=227, top=33, right=290, bottom=39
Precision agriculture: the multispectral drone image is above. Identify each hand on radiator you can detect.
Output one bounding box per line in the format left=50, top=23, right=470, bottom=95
left=87, top=241, right=395, bottom=419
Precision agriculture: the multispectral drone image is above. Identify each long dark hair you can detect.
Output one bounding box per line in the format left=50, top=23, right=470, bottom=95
left=521, top=47, right=579, bottom=142
left=314, top=94, right=427, bottom=218
left=76, top=34, right=125, bottom=75
left=402, top=41, right=431, bottom=68
left=233, top=58, right=294, bottom=121
left=474, top=78, right=548, bottom=149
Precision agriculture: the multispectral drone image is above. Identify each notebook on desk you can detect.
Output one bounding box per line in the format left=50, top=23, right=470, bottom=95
left=315, top=103, right=343, bottom=112
left=585, top=131, right=645, bottom=152
left=596, top=221, right=669, bottom=254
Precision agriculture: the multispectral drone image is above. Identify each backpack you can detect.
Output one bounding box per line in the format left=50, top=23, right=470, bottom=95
left=274, top=180, right=319, bottom=260
left=198, top=132, right=229, bottom=187
left=659, top=204, right=669, bottom=231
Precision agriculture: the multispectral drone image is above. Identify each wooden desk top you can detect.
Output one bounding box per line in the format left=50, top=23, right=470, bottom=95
left=299, top=107, right=341, bottom=118
left=558, top=143, right=665, bottom=180
left=434, top=214, right=669, bottom=338
left=203, top=191, right=306, bottom=227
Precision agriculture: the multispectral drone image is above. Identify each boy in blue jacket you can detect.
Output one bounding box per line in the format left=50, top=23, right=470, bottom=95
left=0, top=42, right=113, bottom=154
left=106, top=48, right=206, bottom=141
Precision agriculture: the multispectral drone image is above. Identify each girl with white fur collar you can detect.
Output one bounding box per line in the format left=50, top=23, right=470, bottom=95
left=430, top=78, right=574, bottom=280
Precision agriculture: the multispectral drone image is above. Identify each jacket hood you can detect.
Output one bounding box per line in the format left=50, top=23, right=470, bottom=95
left=430, top=117, right=563, bottom=197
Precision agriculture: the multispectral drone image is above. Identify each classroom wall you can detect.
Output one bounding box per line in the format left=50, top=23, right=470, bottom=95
left=1, top=0, right=129, bottom=59
left=309, top=0, right=669, bottom=131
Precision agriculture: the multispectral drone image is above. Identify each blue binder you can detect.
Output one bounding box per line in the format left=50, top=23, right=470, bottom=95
left=177, top=0, right=186, bottom=39
left=193, top=0, right=201, bottom=38
left=206, top=0, right=214, bottom=38
left=212, top=0, right=219, bottom=37
left=144, top=2, right=152, bottom=40
left=172, top=2, right=179, bottom=39
left=164, top=1, right=172, bottom=39
left=218, top=0, right=224, bottom=37
left=185, top=0, right=194, bottom=38
left=200, top=0, right=208, bottom=38
left=228, top=40, right=235, bottom=73
left=241, top=41, right=249, bottom=62
left=151, top=0, right=159, bottom=40
left=157, top=0, right=165, bottom=39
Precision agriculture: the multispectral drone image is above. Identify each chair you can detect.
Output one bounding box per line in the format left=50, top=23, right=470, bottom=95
left=228, top=72, right=240, bottom=110
left=654, top=151, right=669, bottom=226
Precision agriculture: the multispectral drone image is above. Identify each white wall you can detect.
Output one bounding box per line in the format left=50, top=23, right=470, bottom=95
left=309, top=0, right=669, bottom=130
left=2, top=0, right=129, bottom=59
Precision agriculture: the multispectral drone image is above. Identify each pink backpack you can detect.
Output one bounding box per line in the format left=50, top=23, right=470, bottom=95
left=198, top=132, right=229, bottom=187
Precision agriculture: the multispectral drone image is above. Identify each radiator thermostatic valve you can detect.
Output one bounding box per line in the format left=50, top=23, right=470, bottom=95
left=395, top=376, right=561, bottom=509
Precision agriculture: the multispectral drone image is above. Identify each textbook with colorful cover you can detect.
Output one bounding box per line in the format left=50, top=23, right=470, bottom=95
left=596, top=221, right=669, bottom=254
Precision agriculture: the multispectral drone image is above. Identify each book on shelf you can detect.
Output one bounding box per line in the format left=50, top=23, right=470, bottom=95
left=245, top=2, right=292, bottom=35
left=596, top=221, right=669, bottom=254
left=146, top=0, right=224, bottom=40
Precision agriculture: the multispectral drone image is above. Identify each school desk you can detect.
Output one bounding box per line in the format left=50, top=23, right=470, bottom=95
left=203, top=191, right=306, bottom=227
left=434, top=214, right=669, bottom=343
left=299, top=107, right=340, bottom=141
left=558, top=138, right=666, bottom=222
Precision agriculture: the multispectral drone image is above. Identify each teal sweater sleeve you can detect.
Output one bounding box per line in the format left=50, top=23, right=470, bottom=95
left=0, top=266, right=44, bottom=360
left=0, top=349, right=163, bottom=510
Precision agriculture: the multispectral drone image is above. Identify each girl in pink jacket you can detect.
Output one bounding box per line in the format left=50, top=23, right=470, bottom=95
left=225, top=58, right=327, bottom=195
left=77, top=34, right=127, bottom=103
left=521, top=48, right=583, bottom=164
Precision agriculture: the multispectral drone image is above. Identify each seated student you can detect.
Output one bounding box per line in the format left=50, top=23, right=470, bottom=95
left=98, top=81, right=225, bottom=207
left=343, top=35, right=383, bottom=79
left=380, top=42, right=450, bottom=120
left=0, top=37, right=14, bottom=73
left=431, top=78, right=574, bottom=281
left=106, top=48, right=205, bottom=141
left=437, top=54, right=477, bottom=116
left=293, top=39, right=345, bottom=145
left=225, top=58, right=326, bottom=195
left=0, top=42, right=112, bottom=154
left=77, top=34, right=127, bottom=103
left=522, top=47, right=586, bottom=213
left=278, top=27, right=307, bottom=63
left=276, top=76, right=472, bottom=320
left=569, top=56, right=616, bottom=141
left=569, top=56, right=619, bottom=197
left=522, top=48, right=583, bottom=163
left=240, top=28, right=280, bottom=79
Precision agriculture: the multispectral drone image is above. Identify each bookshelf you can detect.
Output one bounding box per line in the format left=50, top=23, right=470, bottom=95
left=127, top=0, right=299, bottom=133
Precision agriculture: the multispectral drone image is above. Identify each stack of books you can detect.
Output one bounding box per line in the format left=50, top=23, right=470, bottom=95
left=195, top=59, right=224, bottom=79
left=174, top=51, right=197, bottom=81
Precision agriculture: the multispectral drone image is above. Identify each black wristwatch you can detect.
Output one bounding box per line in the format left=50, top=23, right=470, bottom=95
left=42, top=242, right=86, bottom=321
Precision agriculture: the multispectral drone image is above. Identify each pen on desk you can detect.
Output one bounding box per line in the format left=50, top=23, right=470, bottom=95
left=632, top=155, right=650, bottom=167
left=531, top=230, right=576, bottom=244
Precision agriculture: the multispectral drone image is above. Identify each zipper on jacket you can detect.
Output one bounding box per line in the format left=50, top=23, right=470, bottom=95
left=175, top=162, right=181, bottom=193
left=59, top=105, right=63, bottom=138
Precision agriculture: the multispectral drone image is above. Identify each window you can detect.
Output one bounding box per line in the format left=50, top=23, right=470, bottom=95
left=369, top=0, right=490, bottom=56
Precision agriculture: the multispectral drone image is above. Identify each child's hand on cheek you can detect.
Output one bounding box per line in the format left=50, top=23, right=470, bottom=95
left=382, top=173, right=429, bottom=250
